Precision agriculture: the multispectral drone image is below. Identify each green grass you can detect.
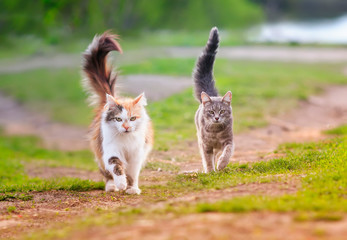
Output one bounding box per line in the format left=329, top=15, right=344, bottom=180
left=193, top=133, right=347, bottom=214
left=0, top=59, right=346, bottom=150
left=1, top=31, right=345, bottom=62
left=0, top=35, right=92, bottom=61
left=0, top=133, right=96, bottom=170
left=170, top=136, right=345, bottom=190
left=147, top=126, right=347, bottom=213
left=7, top=205, right=17, bottom=214
left=1, top=177, right=104, bottom=193
left=0, top=68, right=92, bottom=125
left=123, top=29, right=247, bottom=50
left=19, top=126, right=347, bottom=239
left=324, top=124, right=347, bottom=135
left=0, top=30, right=245, bottom=60
left=0, top=132, right=103, bottom=195
left=0, top=193, right=33, bottom=201
left=157, top=125, right=347, bottom=214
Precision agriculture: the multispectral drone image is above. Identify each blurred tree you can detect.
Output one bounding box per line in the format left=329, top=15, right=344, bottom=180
left=288, top=0, right=347, bottom=19
left=0, top=0, right=263, bottom=39
left=252, top=0, right=347, bottom=21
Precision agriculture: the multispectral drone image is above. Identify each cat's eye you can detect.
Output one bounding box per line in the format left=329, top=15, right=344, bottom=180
left=220, top=110, right=225, bottom=114
left=209, top=111, right=214, bottom=115
left=115, top=117, right=122, bottom=122
left=130, top=116, right=136, bottom=121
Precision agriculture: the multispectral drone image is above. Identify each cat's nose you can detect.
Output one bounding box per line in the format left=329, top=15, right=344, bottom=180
left=215, top=117, right=219, bottom=121
left=122, top=123, right=130, bottom=131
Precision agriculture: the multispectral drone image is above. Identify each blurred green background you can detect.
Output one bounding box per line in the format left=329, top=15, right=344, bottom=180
left=1, top=0, right=347, bottom=56
left=2, top=0, right=347, bottom=41
left=0, top=0, right=262, bottom=38
left=1, top=0, right=347, bottom=150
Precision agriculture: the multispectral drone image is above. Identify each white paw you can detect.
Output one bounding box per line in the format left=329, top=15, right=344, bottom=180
left=217, top=156, right=229, bottom=171
left=217, top=164, right=227, bottom=171
left=126, top=187, right=141, bottom=195
left=105, top=180, right=117, bottom=192
left=114, top=175, right=127, bottom=191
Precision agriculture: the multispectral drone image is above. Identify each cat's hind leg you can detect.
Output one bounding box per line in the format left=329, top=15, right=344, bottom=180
left=217, top=143, right=234, bottom=171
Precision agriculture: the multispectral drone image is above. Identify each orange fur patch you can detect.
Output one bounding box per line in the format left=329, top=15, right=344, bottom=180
left=145, top=121, right=154, bottom=147
left=116, top=97, right=143, bottom=118
left=89, top=104, right=104, bottom=171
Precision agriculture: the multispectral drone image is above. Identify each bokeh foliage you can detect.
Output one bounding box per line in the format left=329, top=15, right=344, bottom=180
left=0, top=0, right=263, bottom=39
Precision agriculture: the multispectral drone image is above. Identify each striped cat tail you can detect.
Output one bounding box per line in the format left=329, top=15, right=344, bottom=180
left=193, top=27, right=219, bottom=103
left=82, top=32, right=122, bottom=106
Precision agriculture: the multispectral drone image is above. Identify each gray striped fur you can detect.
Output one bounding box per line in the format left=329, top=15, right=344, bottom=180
left=193, top=28, right=234, bottom=172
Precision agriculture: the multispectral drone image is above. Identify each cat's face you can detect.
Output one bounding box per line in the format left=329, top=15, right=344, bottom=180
left=104, top=93, right=147, bottom=133
left=201, top=91, right=232, bottom=125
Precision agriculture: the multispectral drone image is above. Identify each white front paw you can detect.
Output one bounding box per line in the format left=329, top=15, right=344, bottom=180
left=217, top=155, right=229, bottom=171
left=105, top=180, right=117, bottom=192
left=114, top=175, right=127, bottom=191
left=126, top=187, right=141, bottom=195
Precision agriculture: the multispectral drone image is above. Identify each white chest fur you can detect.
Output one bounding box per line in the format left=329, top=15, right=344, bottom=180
left=101, top=112, right=148, bottom=164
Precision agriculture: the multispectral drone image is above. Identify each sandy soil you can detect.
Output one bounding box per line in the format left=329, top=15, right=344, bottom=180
left=65, top=212, right=347, bottom=240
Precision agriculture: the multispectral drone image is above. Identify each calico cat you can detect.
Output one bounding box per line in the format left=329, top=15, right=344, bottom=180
left=82, top=32, right=153, bottom=194
left=193, top=27, right=234, bottom=173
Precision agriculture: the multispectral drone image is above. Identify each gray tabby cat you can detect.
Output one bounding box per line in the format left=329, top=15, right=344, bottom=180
left=193, top=27, right=234, bottom=173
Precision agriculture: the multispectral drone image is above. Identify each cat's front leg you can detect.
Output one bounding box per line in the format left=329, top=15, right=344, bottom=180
left=199, top=142, right=215, bottom=173
left=217, top=143, right=234, bottom=170
left=125, top=151, right=144, bottom=195
left=104, top=170, right=117, bottom=192
left=104, top=156, right=127, bottom=191
left=99, top=167, right=117, bottom=192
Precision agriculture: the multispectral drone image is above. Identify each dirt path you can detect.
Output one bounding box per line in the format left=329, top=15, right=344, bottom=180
left=234, top=85, right=347, bottom=162
left=0, top=93, right=89, bottom=151
left=65, top=212, right=347, bottom=240
left=1, top=47, right=347, bottom=75
left=166, top=46, right=347, bottom=63
left=117, top=74, right=191, bottom=101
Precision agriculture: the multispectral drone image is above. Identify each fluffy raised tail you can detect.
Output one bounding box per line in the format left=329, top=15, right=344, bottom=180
left=82, top=32, right=122, bottom=106
left=193, top=27, right=219, bottom=102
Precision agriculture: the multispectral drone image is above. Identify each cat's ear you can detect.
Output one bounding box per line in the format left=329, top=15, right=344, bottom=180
left=133, top=92, right=147, bottom=106
left=222, top=91, right=232, bottom=105
left=201, top=92, right=212, bottom=105
left=105, top=94, right=118, bottom=108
